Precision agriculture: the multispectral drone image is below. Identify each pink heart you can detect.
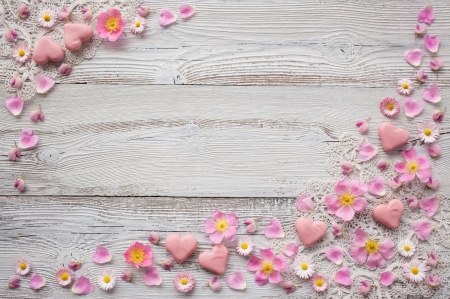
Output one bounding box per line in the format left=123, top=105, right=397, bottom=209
left=378, top=122, right=409, bottom=152
left=295, top=217, right=327, bottom=247
left=372, top=199, right=404, bottom=229
left=33, top=36, right=65, bottom=65
left=165, top=234, right=198, bottom=264
left=198, top=244, right=229, bottom=275
left=404, top=49, right=422, bottom=67
left=64, top=23, right=93, bottom=51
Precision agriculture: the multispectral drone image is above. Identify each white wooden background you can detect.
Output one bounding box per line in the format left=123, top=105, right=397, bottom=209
left=0, top=0, right=449, bottom=297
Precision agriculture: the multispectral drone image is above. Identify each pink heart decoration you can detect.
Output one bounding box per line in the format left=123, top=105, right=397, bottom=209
left=295, top=217, right=327, bottom=247
left=165, top=234, right=198, bottom=264
left=33, top=36, right=65, bottom=65
left=198, top=244, right=229, bottom=275
left=64, top=23, right=93, bottom=51
left=372, top=199, right=404, bottom=229
left=378, top=122, right=409, bottom=152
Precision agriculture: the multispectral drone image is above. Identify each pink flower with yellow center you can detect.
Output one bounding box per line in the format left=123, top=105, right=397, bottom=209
left=247, top=248, right=288, bottom=286
left=204, top=210, right=238, bottom=244
left=394, top=147, right=431, bottom=183
left=96, top=9, right=125, bottom=42
left=123, top=241, right=153, bottom=268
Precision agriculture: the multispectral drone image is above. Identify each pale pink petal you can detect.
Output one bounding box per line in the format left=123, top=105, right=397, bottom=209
left=404, top=49, right=423, bottom=67
left=92, top=246, right=112, bottom=264
left=283, top=243, right=299, bottom=258
left=19, top=129, right=38, bottom=148
left=334, top=267, right=352, bottom=286
left=359, top=280, right=371, bottom=295
left=426, top=177, right=440, bottom=189
left=268, top=271, right=282, bottom=284
left=366, top=252, right=386, bottom=270
left=415, top=24, right=427, bottom=35
left=247, top=256, right=263, bottom=271
left=430, top=58, right=443, bottom=71
left=5, top=95, right=24, bottom=116
left=413, top=219, right=434, bottom=241
left=417, top=155, right=431, bottom=169
left=404, top=98, right=424, bottom=118
left=272, top=254, right=288, bottom=272
left=259, top=248, right=274, bottom=261
left=159, top=8, right=177, bottom=27
left=254, top=270, right=268, bottom=286
left=417, top=5, right=434, bottom=24
left=72, top=276, right=94, bottom=294
left=349, top=245, right=368, bottom=264
left=358, top=141, right=378, bottom=161
left=428, top=144, right=441, bottom=157
left=389, top=177, right=402, bottom=190
left=226, top=270, right=246, bottom=290
left=394, top=161, right=407, bottom=173
left=226, top=212, right=238, bottom=227
left=419, top=196, right=440, bottom=217
left=204, top=219, right=216, bottom=233
left=179, top=4, right=195, bottom=19
left=400, top=172, right=415, bottom=183
left=29, top=273, right=46, bottom=290
left=416, top=168, right=431, bottom=183
left=416, top=69, right=428, bottom=82
left=422, top=84, right=441, bottom=103
left=211, top=210, right=226, bottom=221
left=264, top=217, right=284, bottom=238
left=403, top=147, right=417, bottom=162
left=332, top=223, right=343, bottom=236
left=35, top=72, right=55, bottom=94
left=295, top=194, right=315, bottom=213
left=380, top=271, right=396, bottom=287
left=209, top=231, right=224, bottom=244
left=324, top=194, right=340, bottom=214
left=378, top=239, right=395, bottom=260
left=351, top=197, right=368, bottom=213
left=336, top=205, right=355, bottom=221
left=425, top=35, right=440, bottom=52
left=353, top=228, right=369, bottom=246
left=325, top=245, right=344, bottom=265
left=334, top=178, right=349, bottom=195
left=143, top=267, right=162, bottom=286
left=349, top=178, right=368, bottom=196
left=341, top=161, right=353, bottom=175
left=407, top=197, right=419, bottom=210
left=224, top=226, right=237, bottom=241
left=367, top=175, right=385, bottom=196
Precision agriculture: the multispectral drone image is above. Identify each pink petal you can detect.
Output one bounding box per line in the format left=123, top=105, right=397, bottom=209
left=404, top=98, right=424, bottom=118
left=380, top=271, right=396, bottom=287
left=366, top=252, right=385, bottom=270
left=179, top=4, right=195, bottom=19
left=268, top=271, right=282, bottom=284
left=425, top=35, right=440, bottom=52
left=358, top=141, right=378, bottom=161
left=430, top=58, right=443, bottom=71
left=334, top=267, right=352, bottom=286
left=29, top=273, right=46, bottom=290
left=159, top=8, right=177, bottom=27
left=226, top=212, right=238, bottom=227
left=283, top=243, right=299, bottom=258
left=204, top=219, right=216, bottom=233
left=336, top=205, right=355, bottom=221
left=209, top=231, right=224, bottom=244
left=254, top=270, right=268, bottom=286
left=403, top=147, right=417, bottom=162
left=428, top=144, right=441, bottom=157
left=404, top=49, right=423, bottom=67
left=422, top=84, right=441, bottom=103
left=349, top=179, right=367, bottom=196
left=5, top=95, right=24, bottom=116
left=417, top=155, right=431, bottom=169
left=264, top=217, right=284, bottom=238
left=394, top=161, right=407, bottom=173
left=295, top=194, right=315, bottom=213
left=92, top=246, right=112, bottom=264
left=19, top=128, right=38, bottom=148
left=426, top=177, right=440, bottom=189
left=413, top=219, right=434, bottom=241
left=351, top=197, right=368, bottom=213
left=341, top=161, right=353, bottom=175
left=226, top=270, right=246, bottom=290
left=417, top=5, right=434, bottom=24
left=224, top=226, right=237, bottom=241
left=143, top=266, right=162, bottom=286
left=367, top=175, right=385, bottom=196
left=72, top=276, right=94, bottom=294
left=325, top=245, right=344, bottom=265
left=359, top=280, right=371, bottom=295
left=407, top=197, right=419, bottom=210
left=272, top=254, right=288, bottom=272
left=247, top=256, right=263, bottom=272
left=415, top=24, right=427, bottom=35
left=259, top=248, right=274, bottom=261
left=324, top=195, right=340, bottom=214
left=334, top=178, right=349, bottom=195
left=400, top=172, right=415, bottom=183
left=378, top=239, right=395, bottom=260
left=416, top=168, right=431, bottom=183
left=349, top=245, right=368, bottom=265
left=35, top=72, right=55, bottom=94
left=332, top=223, right=343, bottom=236
left=211, top=210, right=226, bottom=221
left=353, top=228, right=369, bottom=246
left=419, top=196, right=440, bottom=217
left=388, top=177, right=402, bottom=190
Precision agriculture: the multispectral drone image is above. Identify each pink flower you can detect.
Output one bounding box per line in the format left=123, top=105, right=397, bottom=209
left=264, top=217, right=284, bottom=238
left=295, top=194, right=315, bottom=212
left=425, top=35, right=439, bottom=52
left=359, top=280, right=371, bottom=295
left=58, top=63, right=72, bottom=76
left=283, top=242, right=299, bottom=258
left=404, top=49, right=422, bottom=67
left=332, top=223, right=343, bottom=236
left=380, top=97, right=400, bottom=117
left=380, top=271, right=396, bottom=286
left=179, top=4, right=195, bottom=19
left=14, top=178, right=26, bottom=192
left=204, top=210, right=238, bottom=244
left=281, top=281, right=296, bottom=294
left=173, top=272, right=195, bottom=292
left=334, top=267, right=352, bottom=286
left=426, top=177, right=440, bottom=189
left=148, top=231, right=160, bottom=245
left=206, top=276, right=221, bottom=291
left=394, top=148, right=431, bottom=183
left=407, top=197, right=419, bottom=210
left=72, top=276, right=94, bottom=295
left=417, top=5, right=434, bottom=24
left=58, top=7, right=71, bottom=20
left=355, top=119, right=369, bottom=133
left=8, top=275, right=20, bottom=289
left=247, top=248, right=288, bottom=286
left=244, top=218, right=257, bottom=233
left=30, top=105, right=44, bottom=122
left=56, top=268, right=74, bottom=286
left=376, top=159, right=389, bottom=171
left=426, top=253, right=437, bottom=267
left=81, top=7, right=92, bottom=20
left=143, top=266, right=162, bottom=286
left=419, top=196, right=439, bottom=217
left=341, top=161, right=353, bottom=175
left=123, top=242, right=153, bottom=268
left=415, top=24, right=427, bottom=35
left=121, top=269, right=132, bottom=282
left=160, top=258, right=174, bottom=270
left=5, top=95, right=24, bottom=116
left=428, top=275, right=441, bottom=287
left=138, top=6, right=150, bottom=17
left=432, top=108, right=445, bottom=123
left=18, top=4, right=30, bottom=19
left=96, top=9, right=125, bottom=42
left=428, top=144, right=441, bottom=158
left=4, top=28, right=18, bottom=42
left=404, top=98, right=424, bottom=118
left=324, top=178, right=368, bottom=221
left=10, top=77, right=23, bottom=89
left=29, top=273, right=46, bottom=290
left=430, top=58, right=442, bottom=71
left=92, top=245, right=112, bottom=264
left=68, top=260, right=82, bottom=271
left=358, top=140, right=378, bottom=161
left=311, top=274, right=328, bottom=292
left=416, top=70, right=427, bottom=83
left=367, top=175, right=385, bottom=197
left=349, top=228, right=395, bottom=270
left=35, top=72, right=55, bottom=94
left=325, top=245, right=344, bottom=265
left=226, top=270, right=246, bottom=290
left=159, top=9, right=177, bottom=27
left=413, top=219, right=434, bottom=241
left=422, top=84, right=441, bottom=103
left=15, top=258, right=31, bottom=275
left=388, top=176, right=402, bottom=190
left=396, top=79, right=414, bottom=96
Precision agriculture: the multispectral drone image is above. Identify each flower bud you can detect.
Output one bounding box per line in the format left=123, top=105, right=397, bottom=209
left=376, top=159, right=389, bottom=171
left=4, top=29, right=18, bottom=42
left=148, top=231, right=160, bottom=245
left=426, top=253, right=437, bottom=267
left=10, top=77, right=23, bottom=89
left=426, top=177, right=440, bottom=189
left=81, top=7, right=92, bottom=20
left=58, top=63, right=72, bottom=76
left=416, top=69, right=428, bottom=83
left=244, top=218, right=257, bottom=233
left=430, top=58, right=442, bottom=71
left=415, top=23, right=427, bottom=35
left=68, top=260, right=82, bottom=271
left=388, top=177, right=401, bottom=191
left=355, top=119, right=369, bottom=133
left=8, top=147, right=20, bottom=161
left=8, top=275, right=20, bottom=289
left=30, top=105, right=44, bottom=122
left=428, top=144, right=441, bottom=157
left=160, top=258, right=174, bottom=271
left=406, top=197, right=418, bottom=210
left=281, top=281, right=296, bottom=294
left=332, top=223, right=343, bottom=236
left=18, top=4, right=30, bottom=19
left=358, top=280, right=371, bottom=295
left=428, top=275, right=440, bottom=287
left=14, top=178, right=26, bottom=192
left=341, top=161, right=353, bottom=175
left=207, top=276, right=222, bottom=291
left=120, top=269, right=132, bottom=282
left=432, top=108, right=445, bottom=123
left=58, top=7, right=71, bottom=20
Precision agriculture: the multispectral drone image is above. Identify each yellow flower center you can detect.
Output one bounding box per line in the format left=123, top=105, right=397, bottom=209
left=402, top=83, right=409, bottom=89
left=387, top=103, right=394, bottom=110
left=301, top=263, right=308, bottom=270
left=61, top=273, right=69, bottom=281
left=261, top=261, right=274, bottom=275
left=316, top=279, right=323, bottom=287
left=365, top=239, right=379, bottom=254
left=404, top=245, right=410, bottom=252
left=135, top=21, right=141, bottom=27
left=241, top=243, right=248, bottom=250
left=181, top=278, right=188, bottom=285
left=339, top=193, right=355, bottom=206
left=105, top=17, right=120, bottom=32
left=43, top=14, right=51, bottom=21
left=103, top=275, right=111, bottom=283
left=20, top=263, right=27, bottom=270
left=215, top=219, right=228, bottom=232
left=424, top=128, right=432, bottom=136
left=407, top=162, right=418, bottom=174
left=18, top=49, right=25, bottom=57
left=130, top=248, right=145, bottom=264
left=411, top=267, right=419, bottom=275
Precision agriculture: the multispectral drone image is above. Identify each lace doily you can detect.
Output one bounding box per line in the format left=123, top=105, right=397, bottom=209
left=271, top=133, right=449, bottom=298
left=0, top=0, right=142, bottom=100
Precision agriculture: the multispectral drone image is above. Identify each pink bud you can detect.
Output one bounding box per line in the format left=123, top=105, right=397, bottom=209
left=428, top=275, right=441, bottom=287
left=4, top=29, right=18, bottom=42
left=160, top=258, right=174, bottom=271
left=18, top=4, right=30, bottom=19
left=207, top=276, right=222, bottom=291
left=10, top=77, right=23, bottom=89
left=58, top=7, right=71, bottom=20
left=148, top=231, right=160, bottom=244
left=8, top=147, right=20, bottom=161
left=30, top=105, right=44, bottom=122
left=416, top=70, right=428, bottom=83
left=68, top=260, right=82, bottom=271
left=376, top=159, right=389, bottom=171
left=244, top=218, right=257, bottom=233
left=426, top=253, right=437, bottom=267
left=281, top=281, right=296, bottom=294
left=14, top=178, right=26, bottom=192
left=415, top=23, right=427, bottom=35
left=121, top=269, right=133, bottom=282
left=432, top=108, right=445, bottom=123
left=355, top=119, right=369, bottom=133
left=428, top=144, right=441, bottom=157
left=430, top=57, right=442, bottom=71
left=406, top=197, right=418, bottom=210
left=138, top=6, right=150, bottom=17
left=332, top=223, right=343, bottom=236
left=8, top=275, right=20, bottom=289
left=81, top=7, right=92, bottom=20
left=359, top=280, right=371, bottom=295
left=426, top=177, right=440, bottom=189
left=341, top=161, right=353, bottom=175
left=58, top=63, right=72, bottom=76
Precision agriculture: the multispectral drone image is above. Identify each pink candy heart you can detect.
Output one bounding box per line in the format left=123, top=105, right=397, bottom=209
left=165, top=234, right=198, bottom=264
left=378, top=122, right=409, bottom=152
left=198, top=244, right=229, bottom=275
left=295, top=217, right=327, bottom=247
left=33, top=36, right=65, bottom=65
left=372, top=199, right=404, bottom=229
left=64, top=23, right=93, bottom=51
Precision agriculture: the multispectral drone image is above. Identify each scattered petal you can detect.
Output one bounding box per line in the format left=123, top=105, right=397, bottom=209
left=376, top=159, right=389, bottom=171
left=138, top=6, right=150, bottom=17
left=264, top=217, right=284, bottom=238
left=332, top=223, right=343, bottom=236
left=226, top=270, right=246, bottom=290
left=422, top=84, right=441, bottom=103
left=159, top=8, right=177, bottom=27
left=428, top=144, right=441, bottom=158
left=358, top=140, right=378, bottom=161
left=426, top=177, right=440, bottom=189
left=295, top=194, right=315, bottom=213
left=283, top=242, right=299, bottom=258
left=404, top=49, right=422, bottom=67
left=92, top=246, right=112, bottom=264
left=29, top=273, right=46, bottom=290
left=35, top=72, right=55, bottom=94
left=404, top=98, right=424, bottom=118
left=430, top=58, right=442, bottom=71
left=359, top=280, right=371, bottom=295
left=367, top=175, right=385, bottom=196
left=425, top=35, right=440, bottom=52
left=416, top=70, right=428, bottom=83
left=179, top=4, right=195, bottom=19
left=148, top=231, right=160, bottom=245
left=325, top=246, right=344, bottom=265
left=8, top=275, right=20, bottom=289
left=334, top=267, right=352, bottom=286
left=388, top=176, right=401, bottom=191
left=72, top=276, right=94, bottom=295
left=143, top=267, right=162, bottom=286
left=417, top=5, right=434, bottom=24
left=121, top=269, right=133, bottom=282
left=19, top=129, right=38, bottom=149
left=415, top=24, right=427, bottom=35
left=419, top=196, right=439, bottom=217
left=428, top=275, right=441, bottom=287
left=5, top=95, right=24, bottom=116
left=413, top=219, right=434, bottom=241
left=426, top=253, right=437, bottom=267
left=380, top=97, right=400, bottom=117
left=14, top=178, right=26, bottom=192
left=407, top=197, right=419, bottom=210
left=380, top=271, right=395, bottom=287
left=355, top=119, right=369, bottom=133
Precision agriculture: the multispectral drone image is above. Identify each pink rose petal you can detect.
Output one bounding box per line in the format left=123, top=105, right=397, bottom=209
left=358, top=140, right=378, bottom=161
left=419, top=196, right=439, bottom=217
left=422, top=84, right=441, bottom=103
left=428, top=144, right=441, bottom=157
left=413, top=219, right=434, bottom=241
left=359, top=280, right=371, bottom=295
left=179, top=4, right=195, bottom=19
left=417, top=5, right=434, bottom=24
left=159, top=8, right=177, bottom=27
left=264, top=217, right=284, bottom=238
left=19, top=128, right=38, bottom=149
left=247, top=256, right=263, bottom=271
left=5, top=95, right=24, bottom=116
left=29, top=273, right=46, bottom=290
left=380, top=271, right=395, bottom=287
left=334, top=267, right=352, bottom=286
left=72, top=276, right=94, bottom=294
left=367, top=175, right=385, bottom=197
left=283, top=242, right=299, bottom=258
left=404, top=98, right=424, bottom=118
left=35, top=72, right=55, bottom=94
left=143, top=266, right=162, bottom=286
left=325, top=245, right=344, bottom=265
left=92, top=245, right=112, bottom=264
left=332, top=223, right=343, bottom=236
left=426, top=177, right=440, bottom=189
left=295, top=194, right=315, bottom=213
left=226, top=270, right=246, bottom=290
left=430, top=58, right=442, bottom=71
left=415, top=24, right=427, bottom=35
left=407, top=197, right=419, bottom=210
left=404, top=49, right=422, bottom=67
left=425, top=35, right=440, bottom=52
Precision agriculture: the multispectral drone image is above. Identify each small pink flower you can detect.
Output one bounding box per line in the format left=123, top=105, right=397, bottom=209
left=58, top=7, right=71, bottom=20
left=58, top=63, right=72, bottom=76
left=430, top=58, right=442, bottom=71
left=10, top=77, right=23, bottom=89
left=396, top=79, right=414, bottom=96
left=281, top=281, right=296, bottom=294
left=355, top=119, right=369, bottom=133
left=417, top=5, right=434, bottom=24
left=325, top=245, right=344, bottom=265
left=138, top=6, right=150, bottom=17
left=92, top=245, right=112, bottom=264
left=204, top=210, right=238, bottom=244
left=388, top=176, right=401, bottom=191
left=120, top=269, right=132, bottom=282
left=404, top=49, right=422, bottom=67
left=30, top=105, right=44, bottom=122
left=380, top=271, right=396, bottom=286
left=413, top=219, right=434, bottom=241
left=394, top=147, right=431, bottom=183
left=206, top=276, right=221, bottom=291
left=380, top=97, right=400, bottom=117
left=160, top=258, right=174, bottom=270
left=334, top=267, right=352, bottom=286
left=432, top=108, right=445, bottom=123
left=404, top=98, right=424, bottom=118
left=367, top=175, right=385, bottom=197
left=283, top=242, right=299, bottom=258
left=341, top=161, right=353, bottom=175
left=35, top=72, right=55, bottom=94
left=358, top=140, right=378, bottom=161
left=8, top=275, right=20, bottom=289
left=81, top=7, right=92, bottom=20
left=416, top=70, right=428, bottom=83
left=264, top=217, right=284, bottom=238
left=96, top=9, right=125, bottom=42
left=12, top=43, right=31, bottom=64
left=376, top=159, right=389, bottom=171
left=123, top=242, right=153, bottom=268
left=295, top=194, right=315, bottom=212
left=159, top=8, right=177, bottom=27
left=148, top=231, right=160, bottom=245
left=15, top=258, right=31, bottom=275
left=349, top=228, right=395, bottom=270
left=18, top=4, right=30, bottom=19
left=244, top=218, right=257, bottom=233
left=426, top=253, right=437, bottom=267
left=68, top=260, right=82, bottom=271
left=428, top=144, right=441, bottom=158
left=143, top=266, right=162, bottom=286
left=332, top=223, right=343, bottom=236
left=426, top=177, right=440, bottom=189
left=425, top=35, right=439, bottom=52
left=428, top=275, right=441, bottom=287
left=419, top=196, right=439, bottom=217
left=311, top=274, right=328, bottom=292
left=359, top=280, right=371, bottom=295
left=5, top=95, right=24, bottom=116
left=226, top=270, right=246, bottom=290
left=415, top=24, right=427, bottom=35
left=407, top=197, right=419, bottom=210
left=422, top=84, right=441, bottom=103
left=56, top=268, right=74, bottom=286
left=14, top=178, right=26, bottom=192
left=179, top=4, right=195, bottom=19
left=174, top=272, right=195, bottom=292
left=29, top=273, right=46, bottom=290
left=4, top=28, right=18, bottom=42
left=71, top=276, right=94, bottom=295
left=324, top=178, right=368, bottom=221
left=247, top=248, right=288, bottom=286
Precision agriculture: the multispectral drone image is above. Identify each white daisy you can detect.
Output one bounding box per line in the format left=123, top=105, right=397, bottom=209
left=292, top=255, right=316, bottom=279
left=174, top=272, right=195, bottom=293
left=236, top=236, right=253, bottom=256
left=98, top=268, right=117, bottom=290
left=38, top=9, right=57, bottom=28
left=418, top=121, right=439, bottom=144
left=403, top=259, right=429, bottom=283
left=12, top=44, right=31, bottom=64
left=130, top=16, right=146, bottom=34
left=14, top=258, right=31, bottom=275
left=396, top=79, right=414, bottom=96
left=397, top=239, right=416, bottom=257
left=311, top=274, right=328, bottom=292
left=55, top=268, right=73, bottom=286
